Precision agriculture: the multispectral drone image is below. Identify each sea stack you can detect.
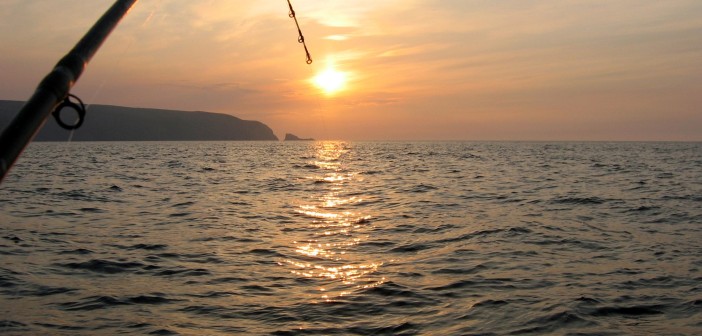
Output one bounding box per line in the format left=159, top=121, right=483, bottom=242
left=284, top=133, right=314, bottom=141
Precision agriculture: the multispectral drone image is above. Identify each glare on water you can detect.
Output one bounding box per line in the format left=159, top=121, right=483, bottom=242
left=1, top=141, right=701, bottom=335
left=283, top=142, right=385, bottom=300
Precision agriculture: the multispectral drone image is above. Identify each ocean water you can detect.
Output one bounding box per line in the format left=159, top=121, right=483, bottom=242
left=0, top=141, right=700, bottom=335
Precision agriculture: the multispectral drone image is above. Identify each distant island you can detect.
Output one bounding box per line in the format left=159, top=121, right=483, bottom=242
left=284, top=133, right=314, bottom=141
left=0, top=100, right=278, bottom=141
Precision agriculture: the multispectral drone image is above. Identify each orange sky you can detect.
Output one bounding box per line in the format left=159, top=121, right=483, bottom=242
left=1, top=0, right=701, bottom=140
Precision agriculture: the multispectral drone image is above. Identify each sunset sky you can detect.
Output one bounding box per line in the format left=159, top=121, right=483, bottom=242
left=1, top=0, right=701, bottom=140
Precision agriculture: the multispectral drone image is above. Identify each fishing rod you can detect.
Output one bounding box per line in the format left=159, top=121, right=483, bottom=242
left=287, top=0, right=313, bottom=64
left=0, top=0, right=138, bottom=183
left=0, top=0, right=313, bottom=183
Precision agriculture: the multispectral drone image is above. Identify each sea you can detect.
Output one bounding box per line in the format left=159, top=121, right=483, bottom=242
left=0, top=141, right=700, bottom=335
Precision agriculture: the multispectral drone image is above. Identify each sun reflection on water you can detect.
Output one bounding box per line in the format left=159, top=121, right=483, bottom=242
left=281, top=141, right=385, bottom=301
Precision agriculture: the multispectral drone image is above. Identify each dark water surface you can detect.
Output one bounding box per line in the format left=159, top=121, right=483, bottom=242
left=1, top=141, right=701, bottom=335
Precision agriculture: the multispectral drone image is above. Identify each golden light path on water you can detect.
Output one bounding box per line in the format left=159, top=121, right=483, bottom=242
left=281, top=142, right=385, bottom=301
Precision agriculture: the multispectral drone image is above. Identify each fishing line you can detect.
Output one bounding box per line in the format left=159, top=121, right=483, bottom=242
left=55, top=0, right=305, bottom=141
left=315, top=101, right=331, bottom=141
left=286, top=0, right=326, bottom=140
left=59, top=0, right=164, bottom=142
left=32, top=3, right=166, bottom=297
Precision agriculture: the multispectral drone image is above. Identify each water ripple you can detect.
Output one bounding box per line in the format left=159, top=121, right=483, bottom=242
left=0, top=141, right=700, bottom=335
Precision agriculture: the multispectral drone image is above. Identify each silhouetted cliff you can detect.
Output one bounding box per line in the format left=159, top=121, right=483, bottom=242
left=0, top=100, right=278, bottom=141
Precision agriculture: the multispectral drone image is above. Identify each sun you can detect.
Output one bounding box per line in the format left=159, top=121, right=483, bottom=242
left=312, top=68, right=347, bottom=95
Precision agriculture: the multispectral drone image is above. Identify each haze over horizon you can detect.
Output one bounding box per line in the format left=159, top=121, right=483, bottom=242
left=1, top=1, right=701, bottom=141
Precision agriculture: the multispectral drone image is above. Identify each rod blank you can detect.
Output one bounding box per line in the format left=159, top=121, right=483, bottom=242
left=0, top=0, right=138, bottom=183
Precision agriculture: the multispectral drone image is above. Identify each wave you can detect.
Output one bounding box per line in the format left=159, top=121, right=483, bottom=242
left=2, top=141, right=700, bottom=335
left=57, top=259, right=145, bottom=274
left=59, top=294, right=178, bottom=311
left=550, top=196, right=607, bottom=205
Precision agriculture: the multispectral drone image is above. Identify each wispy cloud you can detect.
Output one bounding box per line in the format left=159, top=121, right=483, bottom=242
left=1, top=0, right=701, bottom=140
